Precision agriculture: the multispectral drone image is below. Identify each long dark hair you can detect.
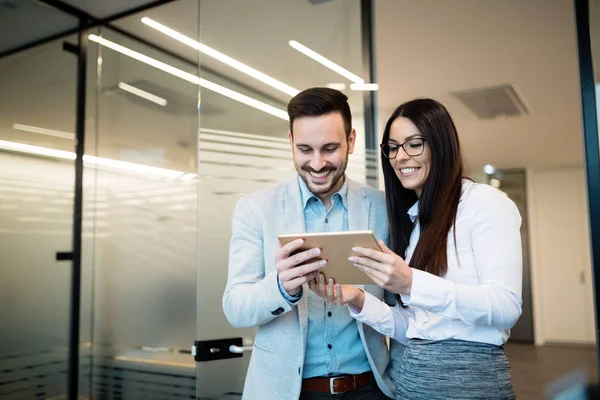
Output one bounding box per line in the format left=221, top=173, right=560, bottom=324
left=381, top=99, right=464, bottom=277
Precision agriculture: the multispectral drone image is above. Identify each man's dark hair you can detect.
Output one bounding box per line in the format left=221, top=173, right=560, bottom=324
left=287, top=87, right=352, bottom=137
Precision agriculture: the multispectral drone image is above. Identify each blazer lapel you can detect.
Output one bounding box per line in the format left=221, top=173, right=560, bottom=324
left=280, top=178, right=309, bottom=348
left=347, top=179, right=370, bottom=232
left=280, top=178, right=305, bottom=235
left=347, top=180, right=373, bottom=340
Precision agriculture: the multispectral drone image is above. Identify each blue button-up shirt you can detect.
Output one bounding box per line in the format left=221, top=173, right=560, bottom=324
left=278, top=176, right=371, bottom=378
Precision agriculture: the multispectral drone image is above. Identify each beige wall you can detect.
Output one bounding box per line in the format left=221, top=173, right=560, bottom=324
left=527, top=167, right=596, bottom=345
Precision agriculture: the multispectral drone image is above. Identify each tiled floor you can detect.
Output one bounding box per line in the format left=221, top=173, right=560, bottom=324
left=506, top=342, right=598, bottom=399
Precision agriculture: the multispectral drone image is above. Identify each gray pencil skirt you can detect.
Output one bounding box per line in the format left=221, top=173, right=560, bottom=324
left=395, top=339, right=515, bottom=400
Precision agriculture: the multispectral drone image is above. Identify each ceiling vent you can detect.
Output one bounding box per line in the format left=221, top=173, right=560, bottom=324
left=451, top=84, right=528, bottom=119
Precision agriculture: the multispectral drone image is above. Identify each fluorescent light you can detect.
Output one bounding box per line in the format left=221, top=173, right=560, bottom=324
left=483, top=164, right=496, bottom=175
left=88, top=35, right=288, bottom=121
left=118, top=82, right=168, bottom=106
left=141, top=17, right=299, bottom=97
left=12, top=124, right=75, bottom=140
left=350, top=83, right=379, bottom=91
left=326, top=83, right=347, bottom=91
left=199, top=77, right=289, bottom=120
left=82, top=155, right=183, bottom=179
left=288, top=40, right=364, bottom=84
left=0, top=140, right=190, bottom=180
left=0, top=140, right=76, bottom=160
left=87, top=35, right=197, bottom=81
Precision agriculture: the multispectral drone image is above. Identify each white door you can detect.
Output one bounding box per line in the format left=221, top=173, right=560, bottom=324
left=532, top=168, right=596, bottom=344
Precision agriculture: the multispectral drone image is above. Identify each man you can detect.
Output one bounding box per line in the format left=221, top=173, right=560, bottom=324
left=223, top=88, right=399, bottom=399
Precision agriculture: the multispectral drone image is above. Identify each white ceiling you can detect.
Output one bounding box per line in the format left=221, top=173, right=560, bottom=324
left=376, top=0, right=585, bottom=171
left=0, top=0, right=595, bottom=176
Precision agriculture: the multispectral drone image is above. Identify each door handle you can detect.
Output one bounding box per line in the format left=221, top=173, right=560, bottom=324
left=193, top=337, right=249, bottom=361
left=229, top=345, right=253, bottom=354
left=56, top=252, right=73, bottom=261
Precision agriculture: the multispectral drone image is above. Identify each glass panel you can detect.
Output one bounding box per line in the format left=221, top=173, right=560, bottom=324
left=80, top=25, right=101, bottom=399
left=0, top=0, right=78, bottom=55
left=195, top=0, right=367, bottom=397
left=86, top=5, right=200, bottom=396
left=0, top=34, right=77, bottom=398
left=487, top=170, right=534, bottom=343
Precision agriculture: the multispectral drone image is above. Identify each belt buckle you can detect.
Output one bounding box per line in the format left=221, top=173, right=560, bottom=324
left=329, top=376, right=344, bottom=395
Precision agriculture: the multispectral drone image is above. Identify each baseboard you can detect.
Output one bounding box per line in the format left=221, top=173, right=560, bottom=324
left=544, top=340, right=597, bottom=348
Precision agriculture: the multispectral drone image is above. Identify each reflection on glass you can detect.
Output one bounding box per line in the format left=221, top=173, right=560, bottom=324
left=194, top=0, right=369, bottom=397
left=0, top=34, right=77, bottom=398
left=86, top=16, right=200, bottom=398
left=1, top=0, right=375, bottom=398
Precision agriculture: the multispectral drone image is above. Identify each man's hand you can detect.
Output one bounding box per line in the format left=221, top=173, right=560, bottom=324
left=276, top=239, right=327, bottom=296
left=309, top=274, right=365, bottom=310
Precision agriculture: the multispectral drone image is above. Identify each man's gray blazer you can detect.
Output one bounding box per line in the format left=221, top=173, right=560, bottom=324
left=223, top=177, right=402, bottom=399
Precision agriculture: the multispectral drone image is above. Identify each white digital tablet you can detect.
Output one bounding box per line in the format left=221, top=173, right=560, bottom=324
left=277, top=230, right=382, bottom=285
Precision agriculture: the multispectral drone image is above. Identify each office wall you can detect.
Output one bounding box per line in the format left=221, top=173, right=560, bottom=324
left=527, top=167, right=596, bottom=345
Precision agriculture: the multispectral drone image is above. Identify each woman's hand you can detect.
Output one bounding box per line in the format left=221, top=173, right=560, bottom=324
left=309, top=274, right=365, bottom=310
left=349, top=241, right=413, bottom=295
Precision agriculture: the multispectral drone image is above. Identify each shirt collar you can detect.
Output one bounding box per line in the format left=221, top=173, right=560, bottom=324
left=406, top=180, right=471, bottom=222
left=407, top=201, right=419, bottom=223
left=297, top=174, right=348, bottom=210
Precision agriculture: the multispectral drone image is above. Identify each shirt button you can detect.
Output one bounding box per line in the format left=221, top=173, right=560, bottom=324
left=327, top=344, right=332, bottom=349
left=325, top=218, right=329, bottom=223
left=328, top=311, right=332, bottom=317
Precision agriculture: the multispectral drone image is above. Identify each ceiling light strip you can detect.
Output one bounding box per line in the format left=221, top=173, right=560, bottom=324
left=0, top=140, right=76, bottom=160
left=0, top=140, right=183, bottom=179
left=142, top=18, right=299, bottom=97
left=118, top=82, right=168, bottom=106
left=88, top=35, right=288, bottom=121
left=350, top=83, right=379, bottom=91
left=288, top=40, right=364, bottom=84
left=12, top=124, right=75, bottom=140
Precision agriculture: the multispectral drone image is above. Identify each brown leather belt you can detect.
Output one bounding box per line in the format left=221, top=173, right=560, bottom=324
left=302, top=371, right=371, bottom=394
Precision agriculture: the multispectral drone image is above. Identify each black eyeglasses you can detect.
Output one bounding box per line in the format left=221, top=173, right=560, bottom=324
left=380, top=138, right=426, bottom=159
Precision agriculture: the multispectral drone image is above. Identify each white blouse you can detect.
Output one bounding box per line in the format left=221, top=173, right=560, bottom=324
left=350, top=180, right=523, bottom=346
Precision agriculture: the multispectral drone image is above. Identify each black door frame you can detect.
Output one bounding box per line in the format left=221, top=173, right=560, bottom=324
left=574, top=0, right=600, bottom=378
left=361, top=0, right=379, bottom=188
left=66, top=19, right=87, bottom=400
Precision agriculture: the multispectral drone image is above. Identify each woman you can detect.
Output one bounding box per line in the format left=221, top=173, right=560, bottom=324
left=310, top=99, right=522, bottom=399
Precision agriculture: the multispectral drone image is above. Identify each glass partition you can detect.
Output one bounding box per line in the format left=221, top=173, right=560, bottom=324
left=0, top=29, right=77, bottom=400
left=194, top=0, right=371, bottom=397
left=85, top=12, right=201, bottom=397
left=0, top=1, right=375, bottom=398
